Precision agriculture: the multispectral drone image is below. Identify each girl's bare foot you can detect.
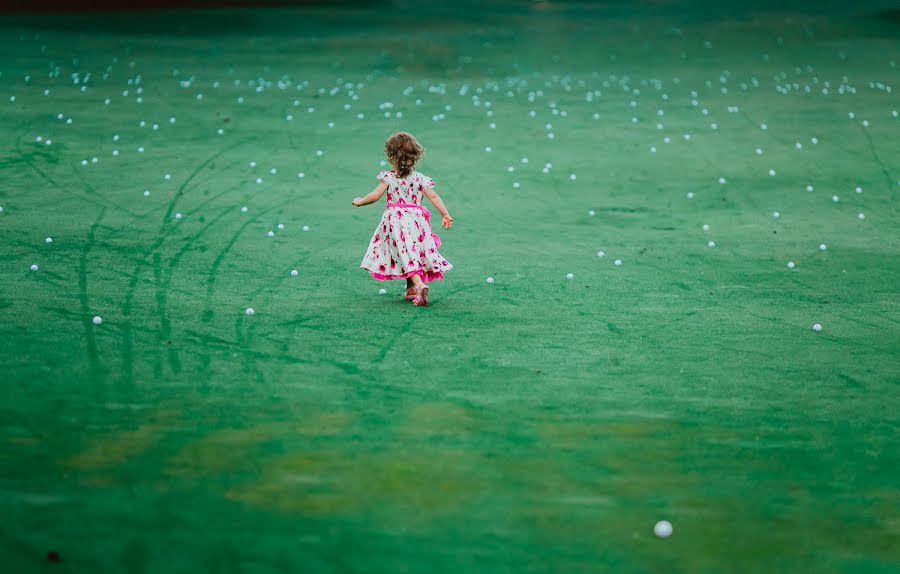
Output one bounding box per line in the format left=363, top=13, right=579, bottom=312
left=405, top=286, right=416, bottom=301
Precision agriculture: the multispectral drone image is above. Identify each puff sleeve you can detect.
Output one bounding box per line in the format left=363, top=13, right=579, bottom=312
left=423, top=175, right=435, bottom=189
left=377, top=170, right=390, bottom=184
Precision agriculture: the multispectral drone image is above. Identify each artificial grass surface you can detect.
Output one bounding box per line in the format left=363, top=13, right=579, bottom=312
left=1, top=2, right=898, bottom=572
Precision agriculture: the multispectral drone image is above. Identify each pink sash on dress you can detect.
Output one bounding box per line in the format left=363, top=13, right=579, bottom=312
left=386, top=202, right=442, bottom=248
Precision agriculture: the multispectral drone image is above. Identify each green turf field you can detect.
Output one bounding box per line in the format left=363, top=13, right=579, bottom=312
left=1, top=1, right=898, bottom=572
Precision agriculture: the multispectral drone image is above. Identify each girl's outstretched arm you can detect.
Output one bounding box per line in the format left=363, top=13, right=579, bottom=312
left=422, top=186, right=453, bottom=229
left=352, top=182, right=388, bottom=207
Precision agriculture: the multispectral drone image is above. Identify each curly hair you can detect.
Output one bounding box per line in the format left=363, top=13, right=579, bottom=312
left=384, top=132, right=425, bottom=178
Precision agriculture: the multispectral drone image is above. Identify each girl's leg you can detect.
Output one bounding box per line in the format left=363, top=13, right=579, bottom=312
left=405, top=277, right=416, bottom=300
left=411, top=273, right=429, bottom=306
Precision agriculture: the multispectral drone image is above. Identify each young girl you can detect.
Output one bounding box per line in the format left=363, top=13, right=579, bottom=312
left=352, top=132, right=453, bottom=307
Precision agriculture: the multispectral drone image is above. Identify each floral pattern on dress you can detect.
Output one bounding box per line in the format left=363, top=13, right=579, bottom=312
left=360, top=170, right=452, bottom=282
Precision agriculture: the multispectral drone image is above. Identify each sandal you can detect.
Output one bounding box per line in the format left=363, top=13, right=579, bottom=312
left=413, top=282, right=429, bottom=306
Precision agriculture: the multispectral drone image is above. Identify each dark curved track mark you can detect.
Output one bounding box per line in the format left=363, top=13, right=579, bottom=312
left=858, top=125, right=897, bottom=210
left=15, top=134, right=117, bottom=213
left=200, top=196, right=299, bottom=323
left=369, top=282, right=480, bottom=366
left=64, top=157, right=141, bottom=218
left=184, top=181, right=245, bottom=219
left=372, top=311, right=420, bottom=365
left=78, top=207, right=108, bottom=382
left=116, top=138, right=255, bottom=381
left=152, top=138, right=252, bottom=255
left=154, top=204, right=237, bottom=375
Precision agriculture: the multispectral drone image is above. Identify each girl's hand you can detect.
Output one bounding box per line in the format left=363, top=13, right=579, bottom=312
left=442, top=214, right=453, bottom=229
left=352, top=197, right=364, bottom=207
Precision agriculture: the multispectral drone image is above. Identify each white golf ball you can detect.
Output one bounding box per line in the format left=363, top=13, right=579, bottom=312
left=45, top=237, right=52, bottom=244
left=92, top=315, right=102, bottom=325
left=719, top=177, right=727, bottom=184
left=768, top=169, right=776, bottom=177
left=486, top=277, right=494, bottom=284
left=569, top=174, right=577, bottom=181
left=302, top=225, right=310, bottom=231
left=773, top=211, right=780, bottom=218
left=175, top=213, right=182, bottom=220
left=813, top=323, right=822, bottom=332
left=819, top=244, right=827, bottom=251
left=143, top=190, right=150, bottom=197
left=596, top=250, right=606, bottom=257
left=708, top=240, right=716, bottom=247
left=855, top=186, right=862, bottom=193
left=378, top=288, right=387, bottom=295
left=857, top=213, right=865, bottom=220
left=702, top=224, right=710, bottom=231
left=787, top=261, right=795, bottom=269
left=614, top=259, right=622, bottom=266
left=566, top=273, right=574, bottom=280
left=290, top=269, right=299, bottom=277
left=277, top=223, right=285, bottom=230
left=267, top=231, right=274, bottom=237
left=832, top=195, right=839, bottom=203
left=245, top=307, right=255, bottom=316
left=241, top=206, right=248, bottom=213
left=806, top=185, right=814, bottom=192
left=687, top=192, right=694, bottom=199
left=30, top=264, right=39, bottom=271
left=588, top=210, right=596, bottom=216
left=654, top=521, right=673, bottom=538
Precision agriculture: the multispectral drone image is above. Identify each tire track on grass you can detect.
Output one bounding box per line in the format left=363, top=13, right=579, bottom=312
left=153, top=204, right=240, bottom=376
left=857, top=126, right=897, bottom=213
left=118, top=138, right=253, bottom=383
left=65, top=158, right=141, bottom=218
left=200, top=196, right=299, bottom=323
left=191, top=197, right=301, bottom=382
left=78, top=207, right=108, bottom=381
left=14, top=134, right=125, bottom=214
left=370, top=283, right=480, bottom=367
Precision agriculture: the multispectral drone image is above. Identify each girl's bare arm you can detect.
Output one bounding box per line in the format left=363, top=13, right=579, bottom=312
left=352, top=182, right=388, bottom=207
left=423, top=186, right=453, bottom=229
left=423, top=187, right=451, bottom=217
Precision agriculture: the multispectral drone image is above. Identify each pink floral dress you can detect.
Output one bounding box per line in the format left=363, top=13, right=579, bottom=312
left=360, top=170, right=453, bottom=283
